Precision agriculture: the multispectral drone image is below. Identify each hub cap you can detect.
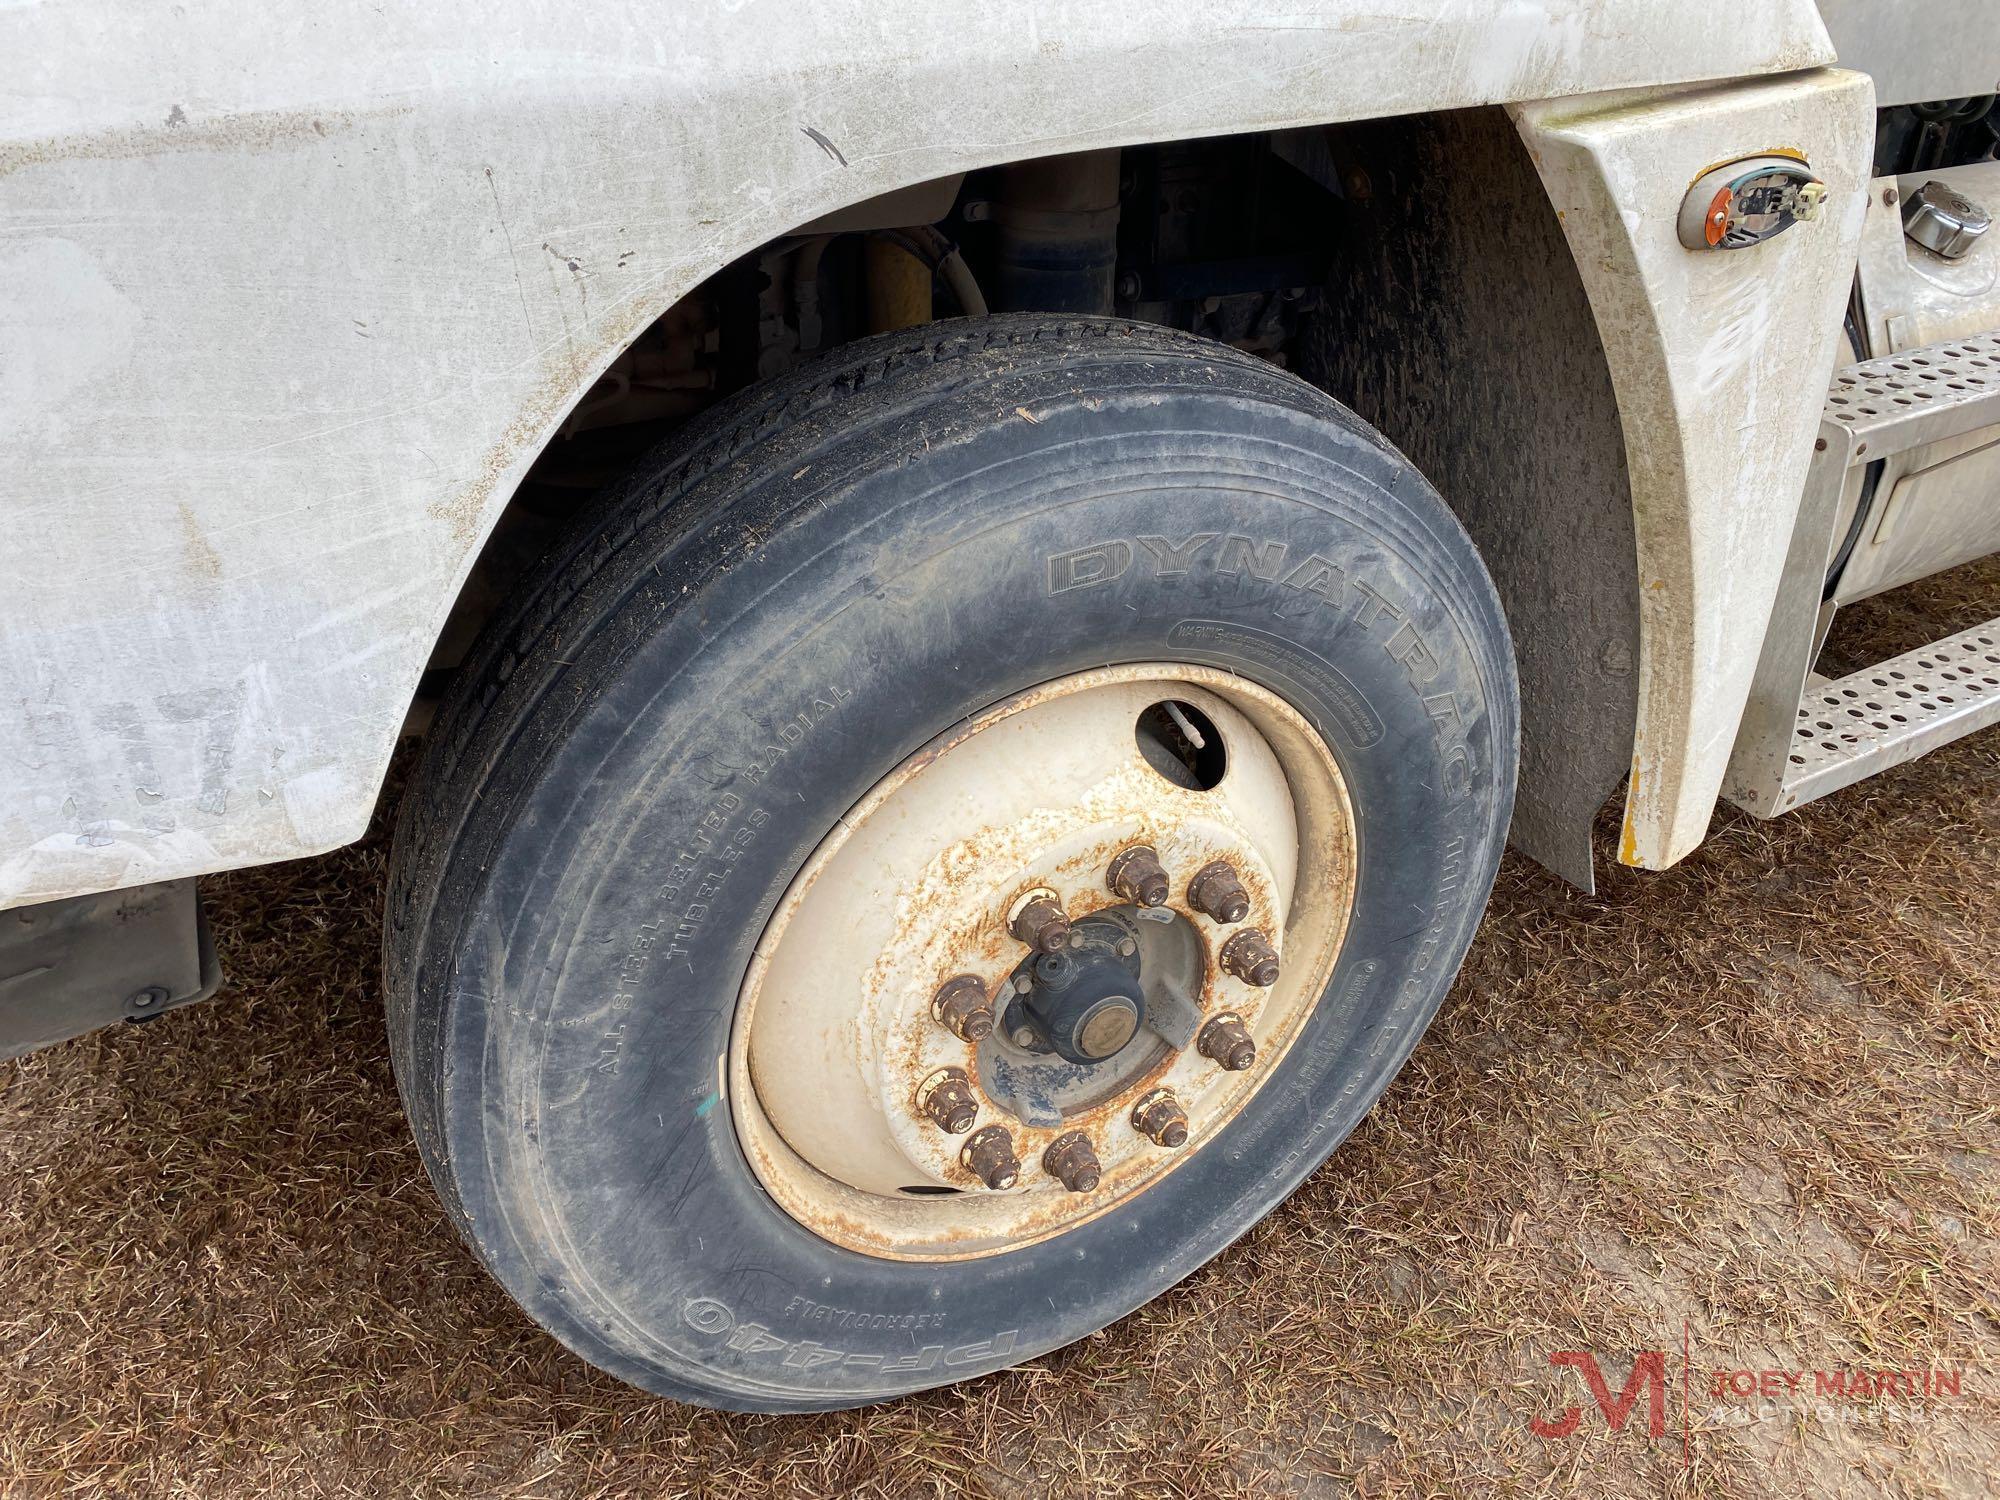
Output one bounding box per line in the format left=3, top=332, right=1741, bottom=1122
left=730, top=665, right=1357, bottom=1260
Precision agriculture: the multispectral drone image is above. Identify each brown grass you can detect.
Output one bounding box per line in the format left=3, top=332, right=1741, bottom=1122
left=3, top=559, right=1998, bottom=1498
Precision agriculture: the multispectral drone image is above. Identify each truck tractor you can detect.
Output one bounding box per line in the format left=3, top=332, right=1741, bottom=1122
left=3, top=0, right=1996, bottom=1410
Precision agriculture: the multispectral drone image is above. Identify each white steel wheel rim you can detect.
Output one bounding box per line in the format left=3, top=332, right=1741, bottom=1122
left=729, top=664, right=1358, bottom=1261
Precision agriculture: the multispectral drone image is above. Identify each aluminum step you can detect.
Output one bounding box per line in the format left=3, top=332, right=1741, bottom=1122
left=1823, top=332, right=2000, bottom=463
left=1769, top=619, right=2000, bottom=813
left=1725, top=333, right=2000, bottom=817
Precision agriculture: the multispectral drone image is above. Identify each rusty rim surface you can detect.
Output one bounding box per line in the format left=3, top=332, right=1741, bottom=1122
left=729, top=665, right=1357, bottom=1260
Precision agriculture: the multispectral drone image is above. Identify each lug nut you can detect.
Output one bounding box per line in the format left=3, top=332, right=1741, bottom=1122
left=1130, top=1088, right=1190, bottom=1147
left=1187, top=860, right=1251, bottom=924
left=1219, top=928, right=1281, bottom=987
left=1107, top=845, right=1171, bottom=908
left=1042, top=1131, right=1103, bottom=1192
left=930, top=974, right=995, bottom=1041
left=916, top=1067, right=980, bottom=1134
left=960, top=1125, right=1021, bottom=1189
left=1198, top=1012, right=1257, bottom=1072
left=1009, top=892, right=1071, bottom=954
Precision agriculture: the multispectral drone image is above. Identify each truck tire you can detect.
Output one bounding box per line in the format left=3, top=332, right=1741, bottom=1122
left=385, top=315, right=1517, bottom=1411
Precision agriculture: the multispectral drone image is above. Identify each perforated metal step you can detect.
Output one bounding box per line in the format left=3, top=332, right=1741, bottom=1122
left=1773, top=620, right=2000, bottom=812
left=1823, top=333, right=2000, bottom=458
left=1725, top=332, right=2000, bottom=818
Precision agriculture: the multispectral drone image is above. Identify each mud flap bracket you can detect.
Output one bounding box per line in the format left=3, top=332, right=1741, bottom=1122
left=0, top=879, right=222, bottom=1059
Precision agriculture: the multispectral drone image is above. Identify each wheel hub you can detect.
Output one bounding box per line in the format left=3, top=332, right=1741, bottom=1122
left=1010, top=916, right=1145, bottom=1063
left=729, top=665, right=1358, bottom=1259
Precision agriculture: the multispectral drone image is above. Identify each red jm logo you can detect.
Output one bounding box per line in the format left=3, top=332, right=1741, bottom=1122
left=1531, top=1351, right=1669, bottom=1439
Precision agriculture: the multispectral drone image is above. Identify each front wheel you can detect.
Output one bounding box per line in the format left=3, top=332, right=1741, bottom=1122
left=385, top=316, right=1517, bottom=1410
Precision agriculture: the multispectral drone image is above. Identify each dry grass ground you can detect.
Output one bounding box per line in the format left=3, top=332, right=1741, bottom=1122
left=3, top=559, right=1998, bottom=1498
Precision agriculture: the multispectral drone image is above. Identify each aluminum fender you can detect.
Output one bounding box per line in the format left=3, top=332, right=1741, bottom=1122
left=0, top=2, right=1837, bottom=908
left=1510, top=70, right=1874, bottom=870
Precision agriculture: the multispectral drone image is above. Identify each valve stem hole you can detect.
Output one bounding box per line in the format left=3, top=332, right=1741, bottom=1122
left=1135, top=700, right=1226, bottom=789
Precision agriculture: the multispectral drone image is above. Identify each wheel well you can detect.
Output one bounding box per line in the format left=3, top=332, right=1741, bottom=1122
left=419, top=112, right=1637, bottom=888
